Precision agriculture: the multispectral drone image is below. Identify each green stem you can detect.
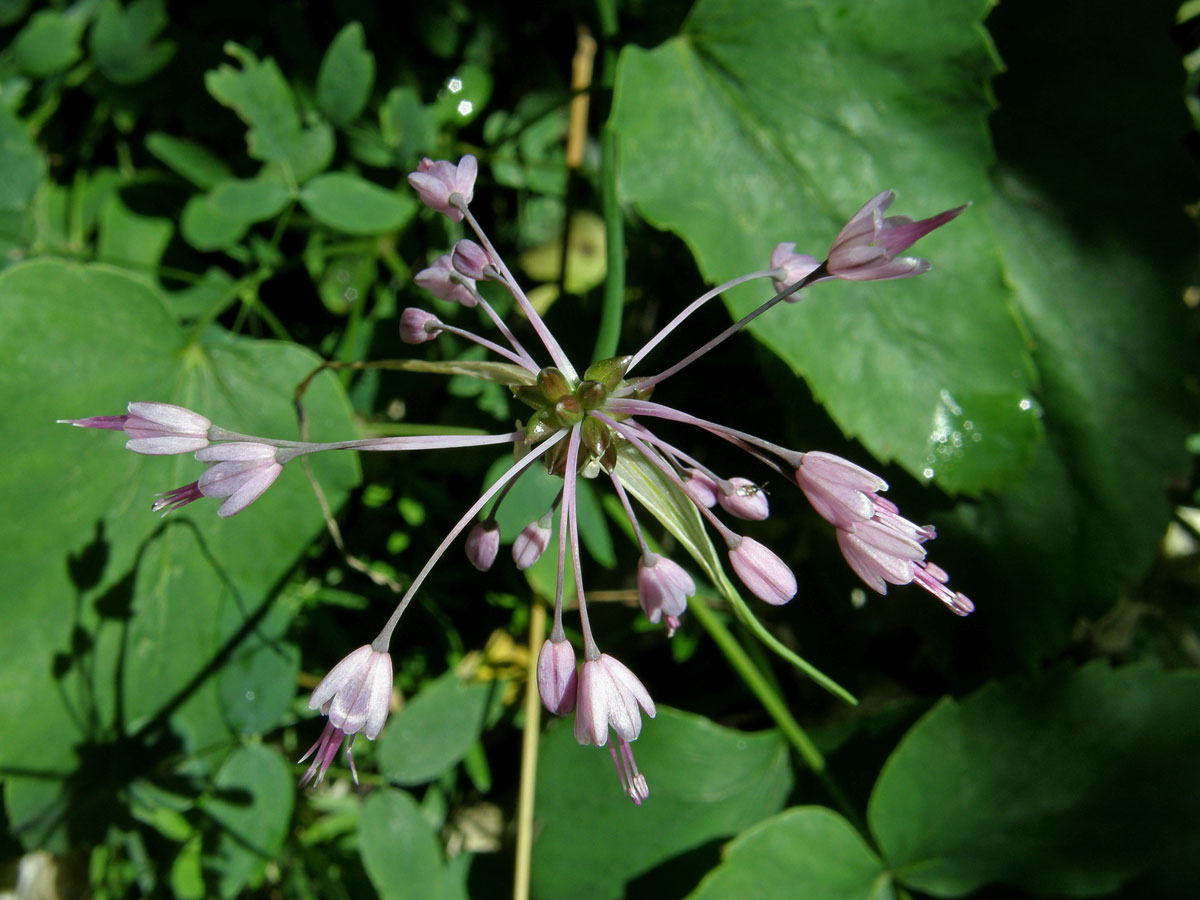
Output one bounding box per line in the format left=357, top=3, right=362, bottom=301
left=592, top=124, right=625, bottom=362
left=688, top=596, right=866, bottom=834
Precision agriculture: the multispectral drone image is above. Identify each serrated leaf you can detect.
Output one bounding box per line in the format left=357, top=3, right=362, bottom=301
left=299, top=172, right=416, bottom=235
left=868, top=664, right=1200, bottom=897
left=532, top=707, right=793, bottom=900
left=611, top=0, right=1037, bottom=495
left=687, top=807, right=892, bottom=900
left=317, top=22, right=374, bottom=127
left=377, top=668, right=492, bottom=785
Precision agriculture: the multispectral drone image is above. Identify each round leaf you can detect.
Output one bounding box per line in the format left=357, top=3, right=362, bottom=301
left=359, top=788, right=446, bottom=900
left=299, top=172, right=416, bottom=235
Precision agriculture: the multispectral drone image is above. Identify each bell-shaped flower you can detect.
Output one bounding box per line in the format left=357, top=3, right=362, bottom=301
left=796, top=451, right=888, bottom=531
left=717, top=477, right=770, bottom=521
left=826, top=191, right=966, bottom=281
left=728, top=536, right=796, bottom=605
left=835, top=496, right=972, bottom=615
left=574, top=653, right=655, bottom=805
left=536, top=637, right=578, bottom=715
left=195, top=442, right=283, bottom=518
left=637, top=554, right=695, bottom=624
left=770, top=242, right=822, bottom=300
left=465, top=521, right=501, bottom=571
left=414, top=253, right=478, bottom=307
left=60, top=401, right=212, bottom=455
left=407, top=155, right=478, bottom=222
left=300, top=644, right=394, bottom=786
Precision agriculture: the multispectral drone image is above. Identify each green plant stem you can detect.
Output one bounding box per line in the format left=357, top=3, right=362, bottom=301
left=592, top=124, right=625, bottom=362
left=513, top=600, right=546, bottom=900
left=688, top=596, right=867, bottom=835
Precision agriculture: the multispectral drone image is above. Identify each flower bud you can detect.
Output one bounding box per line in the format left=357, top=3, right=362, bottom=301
left=728, top=536, right=796, bottom=605
left=400, top=308, right=441, bottom=344
left=465, top=521, right=501, bottom=571
left=451, top=238, right=493, bottom=281
left=513, top=514, right=552, bottom=569
left=681, top=469, right=719, bottom=508
left=717, top=477, right=769, bottom=520
left=537, top=637, right=578, bottom=715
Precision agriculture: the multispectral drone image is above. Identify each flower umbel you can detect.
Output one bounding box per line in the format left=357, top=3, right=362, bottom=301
left=64, top=166, right=973, bottom=798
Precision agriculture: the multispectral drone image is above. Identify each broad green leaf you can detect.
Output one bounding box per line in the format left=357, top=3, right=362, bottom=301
left=0, top=260, right=358, bottom=850
left=208, top=178, right=292, bottom=223
left=146, top=133, right=233, bottom=191
left=532, top=707, right=793, bottom=900
left=181, top=194, right=248, bottom=251
left=955, top=0, right=1197, bottom=662
left=11, top=9, right=85, bottom=77
left=96, top=192, right=173, bottom=277
left=868, top=664, right=1200, bottom=897
left=299, top=172, right=416, bottom=235
left=205, top=43, right=329, bottom=178
left=0, top=106, right=43, bottom=212
left=687, top=807, right=893, bottom=900
left=217, top=639, right=300, bottom=735
left=380, top=86, right=437, bottom=164
left=611, top=0, right=1037, bottom=495
left=204, top=744, right=294, bottom=899
left=317, top=22, right=374, bottom=127
left=89, top=0, right=176, bottom=85
left=377, top=668, right=492, bottom=785
left=0, top=0, right=31, bottom=27
left=360, top=788, right=446, bottom=900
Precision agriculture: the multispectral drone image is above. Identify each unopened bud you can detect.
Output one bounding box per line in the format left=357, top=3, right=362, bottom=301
left=451, top=239, right=493, bottom=281
left=728, top=536, right=796, bottom=605
left=513, top=514, right=552, bottom=569
left=400, top=308, right=441, bottom=344
left=536, top=637, right=578, bottom=715
left=717, top=477, right=769, bottom=520
left=465, top=521, right=501, bottom=571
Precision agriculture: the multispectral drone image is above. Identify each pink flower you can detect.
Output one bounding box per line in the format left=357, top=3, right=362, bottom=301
left=728, top=536, right=797, bottom=605
left=574, top=654, right=655, bottom=804
left=400, top=307, right=442, bottom=344
left=513, top=514, right=552, bottom=570
left=796, top=451, right=888, bottom=531
left=537, top=637, right=578, bottom=715
left=451, top=239, right=493, bottom=281
left=300, top=644, right=394, bottom=786
left=407, top=155, right=478, bottom=222
left=465, top=521, right=501, bottom=571
left=826, top=191, right=966, bottom=281
left=681, top=469, right=719, bottom=508
left=59, top=401, right=212, bottom=455
left=717, top=477, right=770, bottom=521
left=414, top=253, right=478, bottom=307
left=836, top=497, right=973, bottom=615
left=637, top=554, right=695, bottom=624
left=195, top=442, right=283, bottom=517
left=769, top=242, right=822, bottom=300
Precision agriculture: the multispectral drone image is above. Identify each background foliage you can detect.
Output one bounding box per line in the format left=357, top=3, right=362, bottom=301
left=2, top=0, right=1198, bottom=897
